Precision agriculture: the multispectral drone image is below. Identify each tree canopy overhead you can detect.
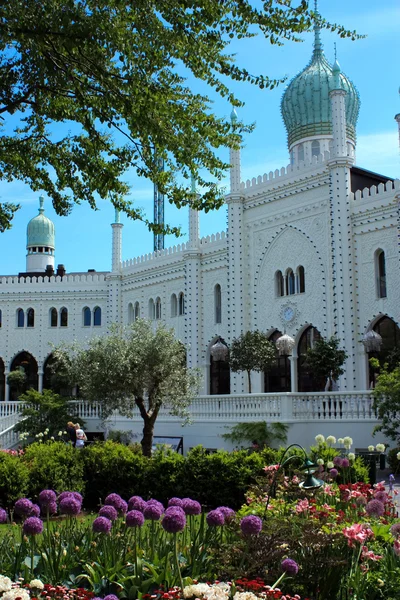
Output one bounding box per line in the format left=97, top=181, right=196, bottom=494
left=0, top=1, right=357, bottom=233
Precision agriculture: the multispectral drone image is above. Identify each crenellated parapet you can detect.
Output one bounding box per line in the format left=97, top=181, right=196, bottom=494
left=351, top=179, right=400, bottom=205
left=0, top=272, right=108, bottom=286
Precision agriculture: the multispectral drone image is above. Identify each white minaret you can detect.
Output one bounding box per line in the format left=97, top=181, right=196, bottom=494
left=26, top=196, right=55, bottom=273
left=328, top=61, right=357, bottom=389
left=111, top=209, right=123, bottom=273
left=185, top=175, right=201, bottom=369
left=226, top=108, right=245, bottom=392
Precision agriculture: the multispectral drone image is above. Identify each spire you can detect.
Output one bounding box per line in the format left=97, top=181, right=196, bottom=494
left=230, top=107, right=238, bottom=125
left=332, top=59, right=342, bottom=90
left=190, top=172, right=196, bottom=195
left=39, top=195, right=45, bottom=214
left=312, top=0, right=323, bottom=58
left=114, top=208, right=120, bottom=223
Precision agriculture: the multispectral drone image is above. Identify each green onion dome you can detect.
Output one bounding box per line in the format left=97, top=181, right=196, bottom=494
left=281, top=22, right=360, bottom=149
left=26, top=196, right=55, bottom=249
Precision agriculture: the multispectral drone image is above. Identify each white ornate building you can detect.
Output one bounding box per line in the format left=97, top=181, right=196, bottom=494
left=0, top=20, right=400, bottom=410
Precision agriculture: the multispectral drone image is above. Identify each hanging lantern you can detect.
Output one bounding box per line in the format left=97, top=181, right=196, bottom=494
left=210, top=338, right=229, bottom=362
left=275, top=333, right=295, bottom=356
left=362, top=330, right=383, bottom=353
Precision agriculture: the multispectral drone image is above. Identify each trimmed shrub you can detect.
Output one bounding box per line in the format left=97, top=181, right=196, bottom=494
left=22, top=441, right=85, bottom=498
left=387, top=447, right=400, bottom=472
left=0, top=452, right=30, bottom=506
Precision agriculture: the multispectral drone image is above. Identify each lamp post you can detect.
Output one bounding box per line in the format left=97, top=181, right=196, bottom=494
left=210, top=337, right=229, bottom=362
left=264, top=443, right=324, bottom=514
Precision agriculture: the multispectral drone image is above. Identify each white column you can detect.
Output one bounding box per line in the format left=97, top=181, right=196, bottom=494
left=108, top=210, right=123, bottom=326
left=111, top=210, right=123, bottom=273
left=290, top=350, right=298, bottom=392
left=4, top=370, right=9, bottom=402
left=328, top=81, right=357, bottom=390
left=38, top=371, right=43, bottom=393
left=185, top=188, right=201, bottom=369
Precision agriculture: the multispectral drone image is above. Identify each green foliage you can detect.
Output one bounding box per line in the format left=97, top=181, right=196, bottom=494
left=0, top=452, right=30, bottom=506
left=372, top=360, right=400, bottom=443
left=222, top=421, right=288, bottom=449
left=14, top=389, right=79, bottom=439
left=0, top=1, right=358, bottom=233
left=54, top=320, right=200, bottom=456
left=387, top=447, right=400, bottom=472
left=22, top=441, right=85, bottom=498
left=107, top=429, right=135, bottom=445
left=304, top=336, right=348, bottom=391
left=82, top=441, right=146, bottom=507
left=229, top=330, right=276, bottom=392
left=6, top=369, right=26, bottom=396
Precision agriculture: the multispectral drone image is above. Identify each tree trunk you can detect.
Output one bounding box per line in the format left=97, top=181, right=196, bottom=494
left=247, top=370, right=252, bottom=394
left=141, top=416, right=155, bottom=457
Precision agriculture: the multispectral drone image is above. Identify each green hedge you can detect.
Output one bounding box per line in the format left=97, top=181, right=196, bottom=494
left=0, top=453, right=30, bottom=506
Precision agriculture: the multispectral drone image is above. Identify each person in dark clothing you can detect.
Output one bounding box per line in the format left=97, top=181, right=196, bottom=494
left=67, top=421, right=77, bottom=447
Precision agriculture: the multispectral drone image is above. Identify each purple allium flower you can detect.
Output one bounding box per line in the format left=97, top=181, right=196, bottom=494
left=71, top=492, right=83, bottom=504
left=14, top=498, right=33, bottom=517
left=23, top=516, right=44, bottom=536
left=162, top=509, right=186, bottom=533
left=92, top=597, right=103, bottom=600
left=218, top=506, right=235, bottom=521
left=99, top=505, right=118, bottom=521
left=390, top=522, right=400, bottom=538
left=342, top=458, right=350, bottom=468
left=206, top=509, right=225, bottom=527
left=143, top=502, right=163, bottom=521
left=240, top=515, right=262, bottom=536
left=281, top=558, right=299, bottom=576
left=126, top=510, right=145, bottom=528
left=104, top=595, right=119, bottom=600
left=30, top=504, right=41, bottom=518
left=333, top=456, right=343, bottom=467
left=105, top=493, right=127, bottom=513
left=168, top=497, right=184, bottom=508
left=365, top=499, right=385, bottom=518
left=181, top=498, right=201, bottom=516
left=92, top=516, right=112, bottom=534
left=0, top=508, right=7, bottom=523
left=329, top=468, right=339, bottom=479
left=58, top=492, right=74, bottom=502
left=128, top=496, right=146, bottom=512
left=59, top=496, right=81, bottom=516
left=374, top=491, right=388, bottom=503
left=356, top=495, right=367, bottom=506
left=38, top=489, right=57, bottom=507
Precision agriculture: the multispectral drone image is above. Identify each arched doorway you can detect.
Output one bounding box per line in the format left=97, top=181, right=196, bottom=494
left=297, top=326, right=322, bottom=392
left=209, top=339, right=230, bottom=395
left=368, top=316, right=400, bottom=387
left=43, top=353, right=73, bottom=397
left=0, top=358, right=5, bottom=401
left=9, top=352, right=38, bottom=399
left=264, top=330, right=291, bottom=392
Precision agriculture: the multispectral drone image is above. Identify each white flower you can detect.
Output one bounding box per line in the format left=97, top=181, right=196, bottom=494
left=315, top=434, right=325, bottom=445
left=343, top=436, right=353, bottom=449
left=233, top=594, right=258, bottom=600
left=376, top=443, right=385, bottom=453
left=348, top=453, right=355, bottom=461
left=58, top=431, right=63, bottom=437
left=0, top=576, right=12, bottom=593
left=63, top=431, right=67, bottom=435
left=38, top=432, right=43, bottom=438
left=368, top=445, right=375, bottom=452
left=50, top=436, right=55, bottom=441
left=35, top=434, right=39, bottom=438
left=338, top=438, right=344, bottom=445
left=2, top=589, right=30, bottom=600
left=317, top=459, right=324, bottom=466
left=29, top=580, right=44, bottom=590
left=397, top=452, right=400, bottom=461
left=326, top=436, right=336, bottom=445
left=327, top=461, right=334, bottom=469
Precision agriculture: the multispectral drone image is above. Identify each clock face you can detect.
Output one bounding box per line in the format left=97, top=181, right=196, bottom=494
left=283, top=307, right=294, bottom=322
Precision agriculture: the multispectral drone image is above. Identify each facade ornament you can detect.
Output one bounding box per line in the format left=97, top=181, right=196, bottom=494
left=362, top=330, right=383, bottom=353
left=210, top=338, right=229, bottom=362
left=275, top=333, right=295, bottom=356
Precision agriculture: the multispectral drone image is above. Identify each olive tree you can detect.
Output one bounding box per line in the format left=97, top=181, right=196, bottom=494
left=229, top=330, right=276, bottom=393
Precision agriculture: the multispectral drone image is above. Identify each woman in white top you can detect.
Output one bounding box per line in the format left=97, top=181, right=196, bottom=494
left=74, top=423, right=87, bottom=448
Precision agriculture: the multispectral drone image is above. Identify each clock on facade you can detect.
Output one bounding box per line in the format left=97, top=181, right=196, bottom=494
left=283, top=306, right=295, bottom=322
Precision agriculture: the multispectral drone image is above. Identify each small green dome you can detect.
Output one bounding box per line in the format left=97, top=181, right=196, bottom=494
left=281, top=23, right=360, bottom=148
left=26, top=197, right=55, bottom=248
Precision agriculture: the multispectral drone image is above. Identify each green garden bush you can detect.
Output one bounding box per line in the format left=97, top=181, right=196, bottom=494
left=22, top=441, right=85, bottom=498
left=387, top=447, right=400, bottom=472
left=0, top=452, right=30, bottom=507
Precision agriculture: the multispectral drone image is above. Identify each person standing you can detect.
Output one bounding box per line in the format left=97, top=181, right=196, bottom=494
left=67, top=421, right=77, bottom=447
left=75, top=423, right=87, bottom=449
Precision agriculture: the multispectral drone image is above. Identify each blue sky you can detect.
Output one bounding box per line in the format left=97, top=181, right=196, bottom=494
left=1, top=0, right=399, bottom=275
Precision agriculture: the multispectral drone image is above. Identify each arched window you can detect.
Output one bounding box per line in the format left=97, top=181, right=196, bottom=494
left=83, top=306, right=91, bottom=327
left=329, top=139, right=334, bottom=154
left=296, top=266, right=305, bottom=293
left=297, top=326, right=322, bottom=392
left=209, top=339, right=230, bottom=395
left=265, top=330, right=291, bottom=392
left=9, top=351, right=38, bottom=399
left=215, top=284, right=222, bottom=324
left=171, top=294, right=177, bottom=318
left=155, top=297, right=162, bottom=320
left=368, top=317, right=400, bottom=387
left=297, top=143, right=304, bottom=162
left=375, top=249, right=387, bottom=298
left=0, top=309, right=2, bottom=328
left=50, top=307, right=58, bottom=327
left=17, top=308, right=24, bottom=328
left=60, top=307, right=68, bottom=327
left=134, top=302, right=140, bottom=321
left=148, top=298, right=155, bottom=320
left=128, top=302, right=134, bottom=324
left=93, top=306, right=101, bottom=327
left=178, top=292, right=185, bottom=316
left=275, top=270, right=284, bottom=297
left=311, top=140, right=320, bottom=157
left=285, top=269, right=295, bottom=295
left=290, top=151, right=295, bottom=166
left=27, top=308, right=35, bottom=328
